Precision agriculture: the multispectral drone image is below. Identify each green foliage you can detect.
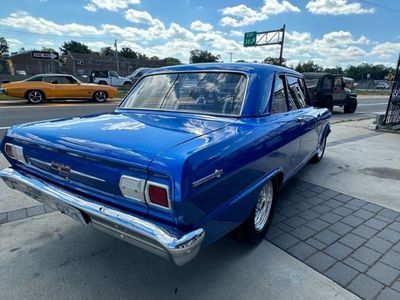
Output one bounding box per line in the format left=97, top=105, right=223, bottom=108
left=164, top=57, right=181, bottom=66
left=0, top=37, right=9, bottom=58
left=100, top=46, right=115, bottom=56
left=263, top=56, right=286, bottom=66
left=295, top=61, right=324, bottom=73
left=344, top=63, right=394, bottom=81
left=189, top=49, right=220, bottom=63
left=59, top=40, right=91, bottom=56
left=120, top=47, right=138, bottom=59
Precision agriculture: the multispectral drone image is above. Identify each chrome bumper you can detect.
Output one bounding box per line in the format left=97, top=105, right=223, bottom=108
left=0, top=168, right=204, bottom=266
left=0, top=88, right=7, bottom=95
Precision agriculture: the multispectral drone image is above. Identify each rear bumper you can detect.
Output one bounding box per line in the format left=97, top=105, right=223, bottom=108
left=0, top=167, right=204, bottom=266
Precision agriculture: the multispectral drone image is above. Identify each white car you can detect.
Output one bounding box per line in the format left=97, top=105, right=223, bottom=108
left=128, top=67, right=152, bottom=84
left=89, top=70, right=132, bottom=87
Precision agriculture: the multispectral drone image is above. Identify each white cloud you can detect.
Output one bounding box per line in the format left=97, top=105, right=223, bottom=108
left=35, top=39, right=54, bottom=47
left=220, top=0, right=300, bottom=27
left=0, top=10, right=396, bottom=68
left=371, top=43, right=400, bottom=59
left=124, top=9, right=157, bottom=26
left=190, top=20, right=213, bottom=32
left=306, top=0, right=374, bottom=15
left=5, top=38, right=22, bottom=48
left=84, top=0, right=140, bottom=12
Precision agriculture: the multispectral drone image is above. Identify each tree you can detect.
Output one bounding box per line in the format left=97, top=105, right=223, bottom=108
left=189, top=49, right=220, bottom=63
left=41, top=47, right=56, bottom=52
left=263, top=56, right=286, bottom=66
left=59, top=40, right=91, bottom=55
left=120, top=47, right=138, bottom=59
left=0, top=37, right=9, bottom=58
left=295, top=61, right=323, bottom=73
left=164, top=57, right=181, bottom=66
left=100, top=46, right=114, bottom=56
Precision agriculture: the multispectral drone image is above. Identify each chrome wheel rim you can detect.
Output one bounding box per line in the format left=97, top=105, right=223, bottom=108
left=28, top=91, right=42, bottom=103
left=254, top=180, right=273, bottom=231
left=95, top=91, right=106, bottom=102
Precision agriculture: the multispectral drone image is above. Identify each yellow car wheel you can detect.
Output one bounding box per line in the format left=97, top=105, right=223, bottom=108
left=26, top=90, right=45, bottom=104
left=93, top=91, right=108, bottom=102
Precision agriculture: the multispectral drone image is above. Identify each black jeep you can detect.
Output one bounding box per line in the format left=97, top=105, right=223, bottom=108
left=304, top=72, right=357, bottom=113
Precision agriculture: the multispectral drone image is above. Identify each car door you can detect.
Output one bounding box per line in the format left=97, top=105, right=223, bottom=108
left=53, top=76, right=82, bottom=98
left=109, top=71, right=120, bottom=86
left=269, top=74, right=302, bottom=176
left=333, top=76, right=345, bottom=103
left=285, top=75, right=319, bottom=164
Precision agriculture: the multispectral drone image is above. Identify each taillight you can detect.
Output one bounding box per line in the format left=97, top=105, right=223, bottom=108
left=4, top=143, right=26, bottom=163
left=146, top=182, right=171, bottom=209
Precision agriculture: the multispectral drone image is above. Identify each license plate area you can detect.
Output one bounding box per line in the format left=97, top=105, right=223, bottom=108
left=54, top=200, right=88, bottom=225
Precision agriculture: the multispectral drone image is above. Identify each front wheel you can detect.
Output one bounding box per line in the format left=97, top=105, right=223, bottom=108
left=93, top=91, right=108, bottom=102
left=238, top=179, right=276, bottom=244
left=344, top=98, right=357, bottom=114
left=26, top=90, right=45, bottom=104
left=310, top=134, right=327, bottom=164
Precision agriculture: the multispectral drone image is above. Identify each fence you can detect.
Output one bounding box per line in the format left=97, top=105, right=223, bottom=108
left=384, top=55, right=400, bottom=127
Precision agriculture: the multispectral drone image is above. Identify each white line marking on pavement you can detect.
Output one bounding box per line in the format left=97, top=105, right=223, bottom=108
left=0, top=126, right=10, bottom=130
left=358, top=103, right=387, bottom=107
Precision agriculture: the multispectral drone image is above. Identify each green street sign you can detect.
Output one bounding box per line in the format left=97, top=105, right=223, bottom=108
left=244, top=31, right=257, bottom=47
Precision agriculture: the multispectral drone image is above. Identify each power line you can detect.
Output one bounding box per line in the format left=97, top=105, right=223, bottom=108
left=357, top=0, right=400, bottom=13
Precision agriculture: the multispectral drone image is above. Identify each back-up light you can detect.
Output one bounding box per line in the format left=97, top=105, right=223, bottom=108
left=4, top=143, right=26, bottom=163
left=146, top=182, right=171, bottom=209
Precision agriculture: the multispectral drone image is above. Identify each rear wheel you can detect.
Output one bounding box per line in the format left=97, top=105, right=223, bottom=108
left=26, top=90, right=45, bottom=104
left=238, top=179, right=276, bottom=244
left=93, top=91, right=108, bottom=102
left=344, top=98, right=357, bottom=114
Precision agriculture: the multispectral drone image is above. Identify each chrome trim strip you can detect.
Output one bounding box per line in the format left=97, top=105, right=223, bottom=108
left=0, top=168, right=204, bottom=266
left=28, top=157, right=105, bottom=183
left=192, top=169, right=224, bottom=187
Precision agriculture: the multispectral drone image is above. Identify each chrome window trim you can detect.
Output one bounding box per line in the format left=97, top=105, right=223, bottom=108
left=117, top=70, right=250, bottom=118
left=145, top=181, right=172, bottom=211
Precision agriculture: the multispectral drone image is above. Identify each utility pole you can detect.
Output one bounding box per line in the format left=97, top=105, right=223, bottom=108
left=229, top=52, right=233, bottom=63
left=279, top=24, right=285, bottom=66
left=114, top=39, right=119, bottom=74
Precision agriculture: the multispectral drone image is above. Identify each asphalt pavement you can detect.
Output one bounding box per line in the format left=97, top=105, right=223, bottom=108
left=0, top=96, right=390, bottom=139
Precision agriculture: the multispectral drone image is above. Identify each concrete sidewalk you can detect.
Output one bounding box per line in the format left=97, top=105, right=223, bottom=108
left=298, top=119, right=400, bottom=212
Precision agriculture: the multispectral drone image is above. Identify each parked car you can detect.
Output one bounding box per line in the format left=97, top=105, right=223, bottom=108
left=128, top=67, right=152, bottom=85
left=89, top=70, right=132, bottom=87
left=0, top=63, right=331, bottom=265
left=304, top=72, right=357, bottom=113
left=0, top=74, right=118, bottom=104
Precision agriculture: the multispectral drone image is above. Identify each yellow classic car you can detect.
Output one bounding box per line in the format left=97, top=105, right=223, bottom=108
left=0, top=74, right=119, bottom=104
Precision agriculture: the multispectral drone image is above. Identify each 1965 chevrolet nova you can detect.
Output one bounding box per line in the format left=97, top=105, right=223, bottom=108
left=0, top=63, right=331, bottom=265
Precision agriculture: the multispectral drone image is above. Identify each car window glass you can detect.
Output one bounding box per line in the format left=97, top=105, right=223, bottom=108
left=323, top=77, right=333, bottom=89
left=109, top=71, right=117, bottom=77
left=122, top=72, right=247, bottom=116
left=271, top=75, right=288, bottom=114
left=287, top=76, right=307, bottom=110
left=44, top=76, right=58, bottom=84
left=334, top=77, right=342, bottom=87
left=135, top=71, right=143, bottom=77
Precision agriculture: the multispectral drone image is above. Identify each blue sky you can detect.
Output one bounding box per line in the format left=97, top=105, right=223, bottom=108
left=0, top=0, right=399, bottom=67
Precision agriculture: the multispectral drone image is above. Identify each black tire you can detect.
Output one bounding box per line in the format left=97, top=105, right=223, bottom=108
left=26, top=90, right=45, bottom=104
left=344, top=98, right=357, bottom=114
left=310, top=133, right=327, bottom=164
left=93, top=91, right=108, bottom=102
left=238, top=178, right=277, bottom=244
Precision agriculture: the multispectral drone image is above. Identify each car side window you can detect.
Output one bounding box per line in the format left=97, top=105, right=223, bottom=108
left=334, top=77, right=342, bottom=88
left=271, top=75, right=288, bottom=114
left=323, top=76, right=333, bottom=89
left=286, top=76, right=307, bottom=110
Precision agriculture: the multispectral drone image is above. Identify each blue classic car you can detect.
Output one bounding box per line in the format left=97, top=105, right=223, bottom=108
left=0, top=63, right=331, bottom=265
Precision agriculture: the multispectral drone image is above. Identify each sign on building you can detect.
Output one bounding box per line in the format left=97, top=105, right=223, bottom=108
left=31, top=51, right=59, bottom=61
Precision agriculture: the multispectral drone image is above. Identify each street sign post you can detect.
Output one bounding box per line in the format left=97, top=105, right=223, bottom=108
left=244, top=31, right=257, bottom=47
left=31, top=51, right=59, bottom=61
left=243, top=25, right=286, bottom=65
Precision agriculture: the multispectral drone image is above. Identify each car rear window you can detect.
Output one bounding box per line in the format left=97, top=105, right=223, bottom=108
left=120, top=72, right=247, bottom=116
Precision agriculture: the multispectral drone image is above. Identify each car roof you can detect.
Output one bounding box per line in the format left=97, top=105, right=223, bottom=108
left=146, top=63, right=301, bottom=77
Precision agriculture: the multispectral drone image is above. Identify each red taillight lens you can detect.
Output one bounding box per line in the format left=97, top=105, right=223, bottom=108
left=5, top=143, right=14, bottom=158
left=148, top=184, right=170, bottom=209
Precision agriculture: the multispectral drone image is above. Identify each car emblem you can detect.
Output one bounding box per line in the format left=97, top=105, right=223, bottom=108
left=192, top=169, right=223, bottom=187
left=51, top=161, right=72, bottom=176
